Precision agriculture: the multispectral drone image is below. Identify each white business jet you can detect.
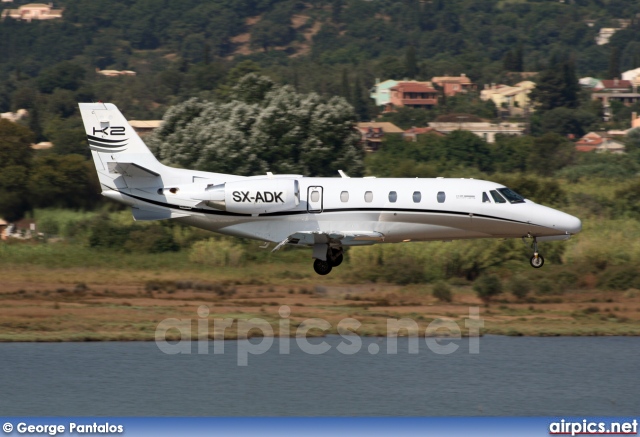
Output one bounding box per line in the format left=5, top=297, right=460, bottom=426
left=80, top=103, right=582, bottom=275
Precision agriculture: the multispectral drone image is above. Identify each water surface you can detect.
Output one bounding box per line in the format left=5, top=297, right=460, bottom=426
left=0, top=336, right=637, bottom=416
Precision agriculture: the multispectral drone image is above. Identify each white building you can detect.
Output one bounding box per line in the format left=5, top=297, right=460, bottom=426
left=596, top=28, right=619, bottom=45
left=429, top=117, right=525, bottom=143
left=1, top=3, right=63, bottom=21
left=0, top=109, right=28, bottom=122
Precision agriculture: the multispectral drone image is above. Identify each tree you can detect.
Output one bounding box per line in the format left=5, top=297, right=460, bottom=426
left=503, top=51, right=515, bottom=72
left=0, top=119, right=34, bottom=221
left=607, top=46, right=621, bottom=80
left=36, top=61, right=86, bottom=94
left=441, top=130, right=494, bottom=173
left=352, top=75, right=369, bottom=121
left=502, top=46, right=524, bottom=72
left=43, top=117, right=89, bottom=157
left=625, top=128, right=640, bottom=154
left=526, top=133, right=576, bottom=177
left=148, top=74, right=364, bottom=177
left=490, top=135, right=533, bottom=173
left=536, top=107, right=598, bottom=137
left=514, top=45, right=524, bottom=72
left=331, top=0, right=344, bottom=23
left=28, top=155, right=100, bottom=209
left=250, top=19, right=292, bottom=52
left=340, top=68, right=351, bottom=102
left=561, top=61, right=580, bottom=109
left=404, top=45, right=418, bottom=78
left=530, top=61, right=579, bottom=111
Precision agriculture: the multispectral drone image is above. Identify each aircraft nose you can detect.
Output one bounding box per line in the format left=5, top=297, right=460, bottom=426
left=538, top=206, right=582, bottom=235
left=564, top=214, right=582, bottom=234
left=557, top=212, right=581, bottom=234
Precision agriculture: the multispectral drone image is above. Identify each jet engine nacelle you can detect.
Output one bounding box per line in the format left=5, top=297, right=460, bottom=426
left=204, top=178, right=300, bottom=214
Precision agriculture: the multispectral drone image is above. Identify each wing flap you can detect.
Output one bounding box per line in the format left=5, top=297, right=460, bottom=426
left=272, top=230, right=384, bottom=251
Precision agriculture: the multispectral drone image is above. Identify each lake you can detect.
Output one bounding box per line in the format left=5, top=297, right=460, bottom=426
left=0, top=336, right=637, bottom=416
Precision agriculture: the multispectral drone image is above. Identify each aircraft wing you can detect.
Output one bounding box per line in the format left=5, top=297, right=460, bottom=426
left=272, top=230, right=384, bottom=252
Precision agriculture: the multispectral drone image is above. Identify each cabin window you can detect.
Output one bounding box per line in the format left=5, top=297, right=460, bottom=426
left=413, top=191, right=421, bottom=203
left=388, top=191, right=397, bottom=202
left=490, top=190, right=506, bottom=203
left=497, top=188, right=525, bottom=204
left=340, top=191, right=349, bottom=202
left=437, top=191, right=446, bottom=203
left=364, top=191, right=373, bottom=203
left=482, top=192, right=491, bottom=203
left=310, top=190, right=320, bottom=203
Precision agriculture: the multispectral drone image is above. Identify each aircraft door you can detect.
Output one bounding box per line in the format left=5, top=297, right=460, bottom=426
left=307, top=186, right=323, bottom=213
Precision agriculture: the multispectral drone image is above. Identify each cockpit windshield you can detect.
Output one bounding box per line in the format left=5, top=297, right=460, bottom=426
left=497, top=188, right=525, bottom=204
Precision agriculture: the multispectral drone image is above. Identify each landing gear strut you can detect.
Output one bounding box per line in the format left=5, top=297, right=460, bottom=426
left=528, top=236, right=544, bottom=268
left=313, top=247, right=344, bottom=275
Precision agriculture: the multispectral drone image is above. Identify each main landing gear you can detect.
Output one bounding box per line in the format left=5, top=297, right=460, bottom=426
left=525, top=236, right=545, bottom=269
left=313, top=247, right=343, bottom=275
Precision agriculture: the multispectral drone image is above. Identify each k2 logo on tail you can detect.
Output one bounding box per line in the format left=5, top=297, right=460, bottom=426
left=92, top=126, right=126, bottom=136
left=233, top=191, right=284, bottom=203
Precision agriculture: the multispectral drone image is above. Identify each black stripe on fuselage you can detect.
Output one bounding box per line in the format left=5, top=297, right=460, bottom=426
left=116, top=190, right=534, bottom=226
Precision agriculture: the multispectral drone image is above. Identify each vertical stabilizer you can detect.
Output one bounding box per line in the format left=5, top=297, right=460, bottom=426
left=79, top=102, right=162, bottom=190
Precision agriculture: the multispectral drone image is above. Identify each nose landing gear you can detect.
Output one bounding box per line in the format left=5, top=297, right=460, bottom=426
left=525, top=236, right=545, bottom=268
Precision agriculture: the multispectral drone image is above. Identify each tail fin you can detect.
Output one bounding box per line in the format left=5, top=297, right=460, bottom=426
left=79, top=102, right=161, bottom=190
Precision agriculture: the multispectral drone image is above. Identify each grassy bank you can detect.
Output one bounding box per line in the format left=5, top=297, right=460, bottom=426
left=1, top=245, right=639, bottom=341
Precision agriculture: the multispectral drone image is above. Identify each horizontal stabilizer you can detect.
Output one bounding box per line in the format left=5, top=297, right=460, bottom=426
left=108, top=162, right=159, bottom=178
left=131, top=207, right=189, bottom=221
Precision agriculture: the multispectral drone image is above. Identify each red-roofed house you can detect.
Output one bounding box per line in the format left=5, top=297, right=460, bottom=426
left=591, top=79, right=640, bottom=120
left=431, top=74, right=476, bottom=97
left=387, top=82, right=438, bottom=112
left=356, top=122, right=404, bottom=152
left=575, top=132, right=625, bottom=154
left=594, top=78, right=632, bottom=92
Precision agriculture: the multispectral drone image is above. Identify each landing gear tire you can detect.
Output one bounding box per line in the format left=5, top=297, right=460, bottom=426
left=332, top=253, right=344, bottom=267
left=328, top=247, right=344, bottom=267
left=313, top=259, right=333, bottom=275
left=530, top=254, right=544, bottom=268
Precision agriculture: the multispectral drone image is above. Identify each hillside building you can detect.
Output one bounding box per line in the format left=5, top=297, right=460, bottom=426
left=431, top=74, right=476, bottom=97
left=428, top=114, right=525, bottom=143
left=1, top=3, right=63, bottom=21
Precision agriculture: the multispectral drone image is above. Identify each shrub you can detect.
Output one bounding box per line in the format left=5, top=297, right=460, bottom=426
left=189, top=238, right=246, bottom=267
left=473, top=275, right=503, bottom=303
left=381, top=255, right=427, bottom=284
left=432, top=282, right=453, bottom=302
left=597, top=267, right=640, bottom=291
left=123, top=226, right=179, bottom=253
left=508, top=277, right=531, bottom=300
left=556, top=271, right=579, bottom=289
left=535, top=278, right=562, bottom=295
